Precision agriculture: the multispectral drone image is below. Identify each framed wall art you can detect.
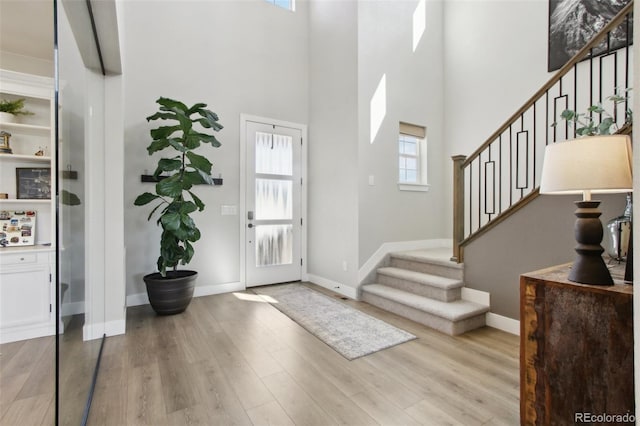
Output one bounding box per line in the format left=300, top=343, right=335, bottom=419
left=548, top=0, right=632, bottom=72
left=16, top=167, right=51, bottom=199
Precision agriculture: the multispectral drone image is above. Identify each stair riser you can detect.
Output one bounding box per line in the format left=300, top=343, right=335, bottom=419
left=362, top=292, right=486, bottom=336
left=390, top=258, right=463, bottom=280
left=378, top=274, right=461, bottom=302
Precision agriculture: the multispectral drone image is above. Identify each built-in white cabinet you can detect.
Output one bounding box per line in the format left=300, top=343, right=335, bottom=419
left=0, top=69, right=57, bottom=343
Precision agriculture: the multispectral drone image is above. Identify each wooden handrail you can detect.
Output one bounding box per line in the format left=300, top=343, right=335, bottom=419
left=462, top=1, right=634, bottom=168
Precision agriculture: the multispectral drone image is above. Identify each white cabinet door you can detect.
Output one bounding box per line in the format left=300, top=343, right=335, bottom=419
left=0, top=264, right=51, bottom=329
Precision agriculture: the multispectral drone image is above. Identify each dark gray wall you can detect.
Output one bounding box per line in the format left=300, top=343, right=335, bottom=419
left=464, top=193, right=628, bottom=319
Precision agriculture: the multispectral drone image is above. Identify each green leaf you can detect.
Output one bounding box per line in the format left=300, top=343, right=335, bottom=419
left=188, top=190, right=205, bottom=211
left=174, top=109, right=193, bottom=133
left=588, top=104, right=605, bottom=114
left=168, top=139, right=187, bottom=152
left=209, top=135, right=222, bottom=148
left=147, top=202, right=164, bottom=221
left=134, top=192, right=160, bottom=206
left=147, top=138, right=171, bottom=154
left=150, top=125, right=180, bottom=140
left=187, top=103, right=207, bottom=115
left=183, top=241, right=195, bottom=264
left=181, top=213, right=196, bottom=229
left=161, top=212, right=181, bottom=230
left=183, top=132, right=202, bottom=150
left=156, top=175, right=184, bottom=197
left=598, top=117, right=614, bottom=134
left=179, top=201, right=198, bottom=215
left=156, top=97, right=188, bottom=113
left=186, top=151, right=213, bottom=174
left=560, top=110, right=576, bottom=120
left=146, top=111, right=176, bottom=122
left=61, top=190, right=81, bottom=206
left=154, top=158, right=182, bottom=177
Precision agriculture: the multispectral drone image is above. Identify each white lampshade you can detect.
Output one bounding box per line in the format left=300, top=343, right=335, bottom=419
left=540, top=135, right=633, bottom=196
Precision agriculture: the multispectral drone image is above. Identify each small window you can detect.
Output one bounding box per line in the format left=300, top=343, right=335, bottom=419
left=264, top=0, right=295, bottom=11
left=398, top=122, right=429, bottom=192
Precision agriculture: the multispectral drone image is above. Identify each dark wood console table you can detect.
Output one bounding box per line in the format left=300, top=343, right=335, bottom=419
left=520, top=263, right=634, bottom=425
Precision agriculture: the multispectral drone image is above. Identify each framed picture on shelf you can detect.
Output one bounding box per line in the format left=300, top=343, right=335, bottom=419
left=16, top=167, right=51, bottom=199
left=0, top=210, right=36, bottom=247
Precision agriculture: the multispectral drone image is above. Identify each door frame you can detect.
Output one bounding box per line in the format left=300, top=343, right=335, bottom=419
left=239, top=113, right=308, bottom=288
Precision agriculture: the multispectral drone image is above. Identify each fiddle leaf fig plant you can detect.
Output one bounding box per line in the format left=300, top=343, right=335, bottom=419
left=552, top=88, right=632, bottom=136
left=134, top=97, right=223, bottom=276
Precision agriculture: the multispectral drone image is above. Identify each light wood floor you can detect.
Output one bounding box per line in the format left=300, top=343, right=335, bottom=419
left=0, top=283, right=521, bottom=425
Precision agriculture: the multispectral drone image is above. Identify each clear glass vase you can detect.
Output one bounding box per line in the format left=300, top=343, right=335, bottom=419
left=606, top=193, right=632, bottom=261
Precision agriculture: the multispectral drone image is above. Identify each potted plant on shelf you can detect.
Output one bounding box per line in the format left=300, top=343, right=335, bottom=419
left=134, top=97, right=223, bottom=315
left=0, top=98, right=33, bottom=123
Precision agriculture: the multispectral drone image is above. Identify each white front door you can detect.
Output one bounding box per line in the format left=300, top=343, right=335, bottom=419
left=244, top=120, right=303, bottom=287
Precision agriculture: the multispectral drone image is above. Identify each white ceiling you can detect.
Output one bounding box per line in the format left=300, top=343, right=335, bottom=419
left=0, top=0, right=54, bottom=61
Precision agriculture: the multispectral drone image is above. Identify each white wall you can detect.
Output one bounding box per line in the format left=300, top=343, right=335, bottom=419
left=307, top=0, right=360, bottom=289
left=443, top=0, right=549, bottom=158
left=357, top=0, right=447, bottom=266
left=122, top=0, right=310, bottom=296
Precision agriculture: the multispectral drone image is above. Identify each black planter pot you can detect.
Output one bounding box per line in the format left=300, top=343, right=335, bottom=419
left=143, top=270, right=197, bottom=315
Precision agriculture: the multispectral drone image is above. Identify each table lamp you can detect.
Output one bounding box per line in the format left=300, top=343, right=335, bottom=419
left=539, top=135, right=633, bottom=285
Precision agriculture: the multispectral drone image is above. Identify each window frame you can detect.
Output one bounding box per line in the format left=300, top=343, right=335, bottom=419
left=263, top=0, right=295, bottom=12
left=398, top=122, right=429, bottom=192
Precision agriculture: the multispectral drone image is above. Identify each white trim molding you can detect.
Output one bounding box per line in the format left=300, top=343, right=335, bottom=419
left=461, top=287, right=490, bottom=306
left=461, top=287, right=519, bottom=335
left=307, top=273, right=359, bottom=300
left=486, top=313, right=520, bottom=336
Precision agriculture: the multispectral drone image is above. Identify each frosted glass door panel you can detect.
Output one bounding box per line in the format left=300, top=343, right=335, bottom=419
left=256, top=132, right=293, bottom=176
left=256, top=224, right=293, bottom=267
left=255, top=179, right=292, bottom=220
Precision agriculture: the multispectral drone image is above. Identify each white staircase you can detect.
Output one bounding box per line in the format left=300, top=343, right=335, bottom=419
left=361, top=248, right=489, bottom=335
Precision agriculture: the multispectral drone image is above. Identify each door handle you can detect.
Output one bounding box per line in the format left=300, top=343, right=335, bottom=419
left=248, top=223, right=253, bottom=228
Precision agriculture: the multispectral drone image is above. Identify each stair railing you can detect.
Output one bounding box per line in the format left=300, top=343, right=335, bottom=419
left=451, top=1, right=634, bottom=263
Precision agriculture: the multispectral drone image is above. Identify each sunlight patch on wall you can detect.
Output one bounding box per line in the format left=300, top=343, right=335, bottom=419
left=370, top=74, right=387, bottom=144
left=413, top=0, right=426, bottom=52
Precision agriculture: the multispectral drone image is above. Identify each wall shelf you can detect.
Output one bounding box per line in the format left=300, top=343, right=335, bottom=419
left=0, top=198, right=51, bottom=204
left=0, top=153, right=51, bottom=163
left=140, top=174, right=223, bottom=185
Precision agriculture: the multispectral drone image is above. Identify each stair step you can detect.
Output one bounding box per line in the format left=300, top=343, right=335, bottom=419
left=390, top=250, right=463, bottom=280
left=377, top=267, right=462, bottom=302
left=362, top=284, right=488, bottom=335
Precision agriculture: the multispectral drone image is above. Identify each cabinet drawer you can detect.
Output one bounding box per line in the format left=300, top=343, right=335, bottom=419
left=0, top=252, right=39, bottom=266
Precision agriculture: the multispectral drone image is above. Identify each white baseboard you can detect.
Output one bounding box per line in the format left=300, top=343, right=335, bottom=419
left=307, top=273, right=358, bottom=300
left=486, top=313, right=520, bottom=336
left=358, top=238, right=452, bottom=284
left=461, top=287, right=519, bottom=335
left=61, top=301, right=85, bottom=316
left=461, top=287, right=490, bottom=305
left=83, top=319, right=126, bottom=341
left=0, top=323, right=55, bottom=344
left=126, top=281, right=245, bottom=308
left=194, top=281, right=244, bottom=297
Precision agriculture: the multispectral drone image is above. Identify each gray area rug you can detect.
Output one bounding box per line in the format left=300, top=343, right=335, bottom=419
left=255, top=284, right=416, bottom=360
